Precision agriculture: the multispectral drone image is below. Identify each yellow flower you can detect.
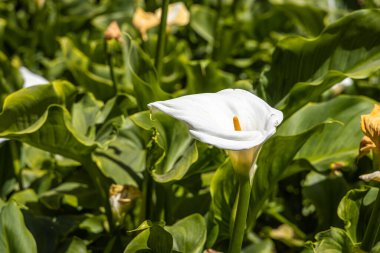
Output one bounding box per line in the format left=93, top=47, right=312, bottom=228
left=132, top=3, right=190, bottom=41
left=109, top=184, right=140, bottom=223
left=361, top=104, right=380, bottom=147
left=132, top=8, right=160, bottom=41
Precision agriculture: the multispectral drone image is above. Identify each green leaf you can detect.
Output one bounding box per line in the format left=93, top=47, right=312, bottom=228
left=248, top=123, right=325, bottom=229
left=131, top=111, right=198, bottom=183
left=166, top=214, right=207, bottom=253
left=0, top=201, right=37, bottom=253
left=125, top=215, right=206, bottom=253
left=190, top=5, right=216, bottom=43
left=278, top=95, right=375, bottom=172
left=0, top=82, right=98, bottom=162
left=59, top=237, right=87, bottom=253
left=242, top=239, right=275, bottom=253
left=210, top=160, right=238, bottom=240
left=337, top=187, right=370, bottom=243
left=148, top=225, right=173, bottom=253
left=124, top=229, right=151, bottom=253
left=302, top=171, right=348, bottom=230
left=271, top=1, right=327, bottom=36
left=59, top=37, right=116, bottom=101
left=310, top=227, right=356, bottom=253
left=125, top=36, right=169, bottom=110
left=184, top=61, right=235, bottom=94
left=267, top=9, right=380, bottom=116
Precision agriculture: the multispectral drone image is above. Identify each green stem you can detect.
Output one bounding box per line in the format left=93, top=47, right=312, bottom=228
left=104, top=40, right=118, bottom=96
left=164, top=183, right=174, bottom=224
left=211, top=0, right=222, bottom=60
left=10, top=141, right=23, bottom=190
left=362, top=188, right=380, bottom=251
left=228, top=174, right=251, bottom=253
left=140, top=170, right=153, bottom=223
left=81, top=157, right=114, bottom=232
left=362, top=149, right=380, bottom=251
left=154, top=0, right=169, bottom=79
left=232, top=0, right=240, bottom=20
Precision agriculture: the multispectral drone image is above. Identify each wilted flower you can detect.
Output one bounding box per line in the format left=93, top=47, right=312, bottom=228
left=361, top=104, right=380, bottom=148
left=359, top=135, right=376, bottom=158
left=109, top=184, right=140, bottom=222
left=104, top=21, right=122, bottom=41
left=156, top=2, right=190, bottom=28
left=132, top=3, right=190, bottom=41
left=148, top=89, right=283, bottom=175
left=360, top=171, right=380, bottom=182
left=132, top=7, right=161, bottom=41
left=359, top=105, right=380, bottom=182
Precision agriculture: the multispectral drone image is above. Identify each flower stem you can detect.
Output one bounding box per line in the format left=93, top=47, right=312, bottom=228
left=154, top=0, right=169, bottom=79
left=81, top=157, right=114, bottom=232
left=362, top=149, right=380, bottom=251
left=361, top=188, right=380, bottom=251
left=228, top=173, right=251, bottom=253
left=211, top=0, right=222, bottom=60
left=104, top=40, right=118, bottom=96
left=140, top=170, right=153, bottom=223
left=10, top=141, right=23, bottom=190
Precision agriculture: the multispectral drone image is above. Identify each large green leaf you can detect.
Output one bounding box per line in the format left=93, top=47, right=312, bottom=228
left=124, top=36, right=169, bottom=110
left=309, top=227, right=356, bottom=253
left=0, top=201, right=37, bottom=253
left=124, top=214, right=206, bottom=253
left=209, top=160, right=238, bottom=241
left=270, top=1, right=327, bottom=36
left=278, top=95, right=375, bottom=172
left=302, top=171, right=348, bottom=230
left=166, top=214, right=207, bottom=253
left=337, top=187, right=370, bottom=243
left=267, top=9, right=380, bottom=116
left=248, top=124, right=325, bottom=229
left=0, top=82, right=98, bottom=162
left=131, top=111, right=198, bottom=183
left=184, top=61, right=235, bottom=94
left=190, top=5, right=216, bottom=43
left=59, top=37, right=115, bottom=101
left=147, top=225, right=173, bottom=253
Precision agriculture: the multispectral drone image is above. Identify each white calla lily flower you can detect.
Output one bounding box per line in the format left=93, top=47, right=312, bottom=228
left=19, top=66, right=49, bottom=88
left=148, top=89, right=283, bottom=175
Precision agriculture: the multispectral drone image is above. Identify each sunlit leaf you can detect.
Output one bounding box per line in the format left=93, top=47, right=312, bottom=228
left=166, top=214, right=207, bottom=253
left=0, top=82, right=98, bottom=162
left=248, top=124, right=325, bottom=228
left=278, top=95, right=375, bottom=172
left=0, top=201, right=37, bottom=253
left=337, top=187, right=370, bottom=243
left=267, top=9, right=380, bottom=116
left=131, top=111, right=198, bottom=183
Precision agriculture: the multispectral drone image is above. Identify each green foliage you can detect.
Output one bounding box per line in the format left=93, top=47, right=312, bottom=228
left=279, top=95, right=375, bottom=172
left=0, top=201, right=37, bottom=253
left=267, top=9, right=380, bottom=116
left=0, top=0, right=380, bottom=252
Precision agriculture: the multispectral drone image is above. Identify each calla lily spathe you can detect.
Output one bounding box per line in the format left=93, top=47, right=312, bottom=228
left=148, top=89, right=283, bottom=151
left=19, top=66, right=49, bottom=88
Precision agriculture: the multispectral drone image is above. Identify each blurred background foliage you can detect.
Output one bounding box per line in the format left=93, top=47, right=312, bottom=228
left=0, top=0, right=380, bottom=252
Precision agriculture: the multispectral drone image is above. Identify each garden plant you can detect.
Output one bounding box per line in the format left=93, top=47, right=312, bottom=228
left=1, top=0, right=380, bottom=252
